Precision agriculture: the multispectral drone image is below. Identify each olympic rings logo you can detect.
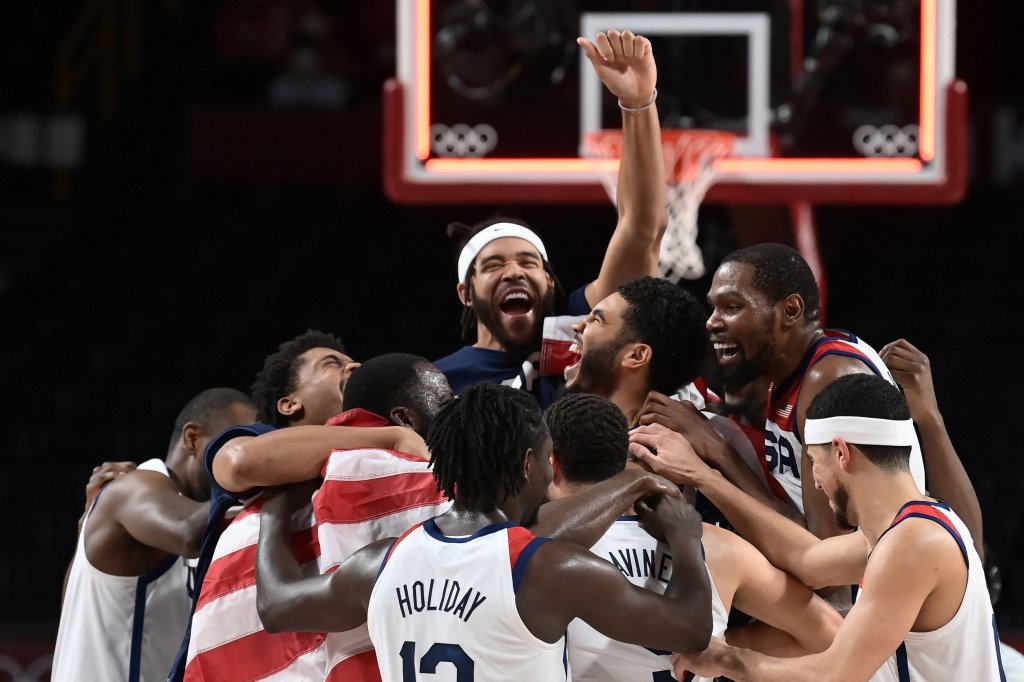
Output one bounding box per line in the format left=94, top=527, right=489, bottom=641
left=429, top=124, right=498, bottom=157
left=852, top=124, right=920, bottom=158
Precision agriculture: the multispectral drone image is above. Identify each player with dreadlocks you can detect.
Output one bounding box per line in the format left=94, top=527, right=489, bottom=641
left=256, top=383, right=713, bottom=681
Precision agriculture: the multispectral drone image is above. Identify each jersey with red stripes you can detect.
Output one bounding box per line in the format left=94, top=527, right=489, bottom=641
left=766, top=330, right=926, bottom=512
left=867, top=500, right=1005, bottom=681
left=367, top=520, right=568, bottom=682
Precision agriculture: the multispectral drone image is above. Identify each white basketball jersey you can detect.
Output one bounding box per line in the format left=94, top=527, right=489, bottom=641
left=867, top=501, right=1005, bottom=682
left=765, top=331, right=926, bottom=512
left=52, top=459, right=193, bottom=682
left=367, top=519, right=568, bottom=682
left=568, top=516, right=727, bottom=682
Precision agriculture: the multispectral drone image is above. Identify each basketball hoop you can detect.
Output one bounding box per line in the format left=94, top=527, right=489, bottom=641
left=582, top=129, right=735, bottom=282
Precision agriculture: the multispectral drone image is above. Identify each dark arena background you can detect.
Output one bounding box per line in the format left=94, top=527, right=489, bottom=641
left=1, top=2, right=1022, bottom=677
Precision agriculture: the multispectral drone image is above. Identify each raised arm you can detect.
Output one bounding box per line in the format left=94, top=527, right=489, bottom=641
left=529, top=467, right=680, bottom=547
left=880, top=338, right=983, bottom=558
left=578, top=30, right=667, bottom=306
left=630, top=424, right=868, bottom=590
left=636, top=392, right=803, bottom=523
left=255, top=483, right=389, bottom=633
left=214, top=425, right=428, bottom=493
left=702, top=524, right=842, bottom=656
left=518, top=493, right=712, bottom=654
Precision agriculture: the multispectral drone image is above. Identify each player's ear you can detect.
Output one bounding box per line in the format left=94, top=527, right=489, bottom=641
left=389, top=406, right=415, bottom=430
left=277, top=394, right=302, bottom=420
left=621, top=342, right=652, bottom=370
left=780, top=294, right=805, bottom=329
left=521, top=448, right=534, bottom=484
left=181, top=422, right=202, bottom=456
left=457, top=281, right=471, bottom=306
left=833, top=437, right=852, bottom=470
left=549, top=452, right=562, bottom=484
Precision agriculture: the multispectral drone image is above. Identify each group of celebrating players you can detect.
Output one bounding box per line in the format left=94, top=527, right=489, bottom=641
left=53, top=29, right=1013, bottom=682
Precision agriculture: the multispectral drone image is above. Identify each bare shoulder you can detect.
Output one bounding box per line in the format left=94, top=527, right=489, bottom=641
left=98, top=467, right=175, bottom=504
left=872, top=515, right=965, bottom=570
left=804, top=353, right=875, bottom=393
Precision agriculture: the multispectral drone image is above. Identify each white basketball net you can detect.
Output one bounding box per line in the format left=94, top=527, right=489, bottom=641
left=583, top=130, right=735, bottom=282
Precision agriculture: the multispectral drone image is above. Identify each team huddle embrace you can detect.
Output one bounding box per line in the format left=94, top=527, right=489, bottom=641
left=54, top=30, right=1008, bottom=682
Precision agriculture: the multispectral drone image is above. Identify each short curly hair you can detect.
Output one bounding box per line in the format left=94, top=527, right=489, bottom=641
left=251, top=330, right=346, bottom=428
left=544, top=393, right=628, bottom=483
left=722, top=243, right=820, bottom=321
left=617, top=276, right=710, bottom=394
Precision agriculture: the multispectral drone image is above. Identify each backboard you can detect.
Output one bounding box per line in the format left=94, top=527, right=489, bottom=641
left=384, top=0, right=966, bottom=205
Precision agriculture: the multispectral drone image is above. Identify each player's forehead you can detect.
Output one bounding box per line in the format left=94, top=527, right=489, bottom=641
left=593, top=292, right=628, bottom=322
left=475, top=237, right=544, bottom=263
left=709, top=261, right=761, bottom=301
left=299, top=346, right=353, bottom=368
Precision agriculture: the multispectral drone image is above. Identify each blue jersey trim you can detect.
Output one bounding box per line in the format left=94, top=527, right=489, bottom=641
left=617, top=514, right=638, bottom=522
left=993, top=614, right=1008, bottom=682
left=128, top=553, right=179, bottom=682
left=895, top=642, right=910, bottom=682
left=423, top=518, right=517, bottom=543
left=377, top=539, right=399, bottom=579
left=511, top=537, right=550, bottom=593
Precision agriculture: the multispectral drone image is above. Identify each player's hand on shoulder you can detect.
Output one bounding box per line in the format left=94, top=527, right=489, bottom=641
left=629, top=423, right=714, bottom=487
left=577, top=30, right=657, bottom=109
left=636, top=492, right=702, bottom=544
left=880, top=338, right=939, bottom=420
left=620, top=465, right=682, bottom=502
left=84, top=460, right=137, bottom=510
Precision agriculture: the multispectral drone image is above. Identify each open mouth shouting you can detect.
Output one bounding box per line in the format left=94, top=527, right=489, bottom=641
left=498, top=287, right=535, bottom=317
left=564, top=336, right=584, bottom=381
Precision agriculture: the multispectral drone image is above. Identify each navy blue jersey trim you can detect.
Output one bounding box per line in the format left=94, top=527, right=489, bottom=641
left=993, top=614, right=1008, bottom=682
left=617, top=514, right=638, bottom=522
left=895, top=642, right=910, bottom=681
left=423, top=518, right=517, bottom=543
left=128, top=553, right=179, bottom=682
left=878, top=500, right=968, bottom=567
left=512, top=537, right=550, bottom=593
left=377, top=539, right=399, bottom=579
left=790, top=345, right=881, bottom=444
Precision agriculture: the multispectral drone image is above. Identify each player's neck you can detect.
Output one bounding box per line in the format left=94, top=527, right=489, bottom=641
left=432, top=505, right=515, bottom=536
left=164, top=447, right=194, bottom=499
left=854, top=472, right=930, bottom=547
left=472, top=323, right=505, bottom=351
left=608, top=382, right=647, bottom=426
left=768, top=326, right=825, bottom=382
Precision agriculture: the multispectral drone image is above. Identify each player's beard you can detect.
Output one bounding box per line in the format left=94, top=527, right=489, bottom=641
left=721, top=312, right=776, bottom=388
left=473, top=286, right=556, bottom=357
left=831, top=482, right=857, bottom=531
left=565, top=336, right=626, bottom=398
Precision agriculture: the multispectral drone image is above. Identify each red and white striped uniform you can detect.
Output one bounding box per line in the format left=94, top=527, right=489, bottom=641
left=183, top=409, right=451, bottom=682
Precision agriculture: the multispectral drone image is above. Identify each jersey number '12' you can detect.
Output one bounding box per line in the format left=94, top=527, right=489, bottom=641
left=400, top=641, right=474, bottom=681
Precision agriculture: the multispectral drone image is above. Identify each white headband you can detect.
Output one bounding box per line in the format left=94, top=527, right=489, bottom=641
left=457, top=223, right=548, bottom=282
left=804, top=416, right=916, bottom=447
